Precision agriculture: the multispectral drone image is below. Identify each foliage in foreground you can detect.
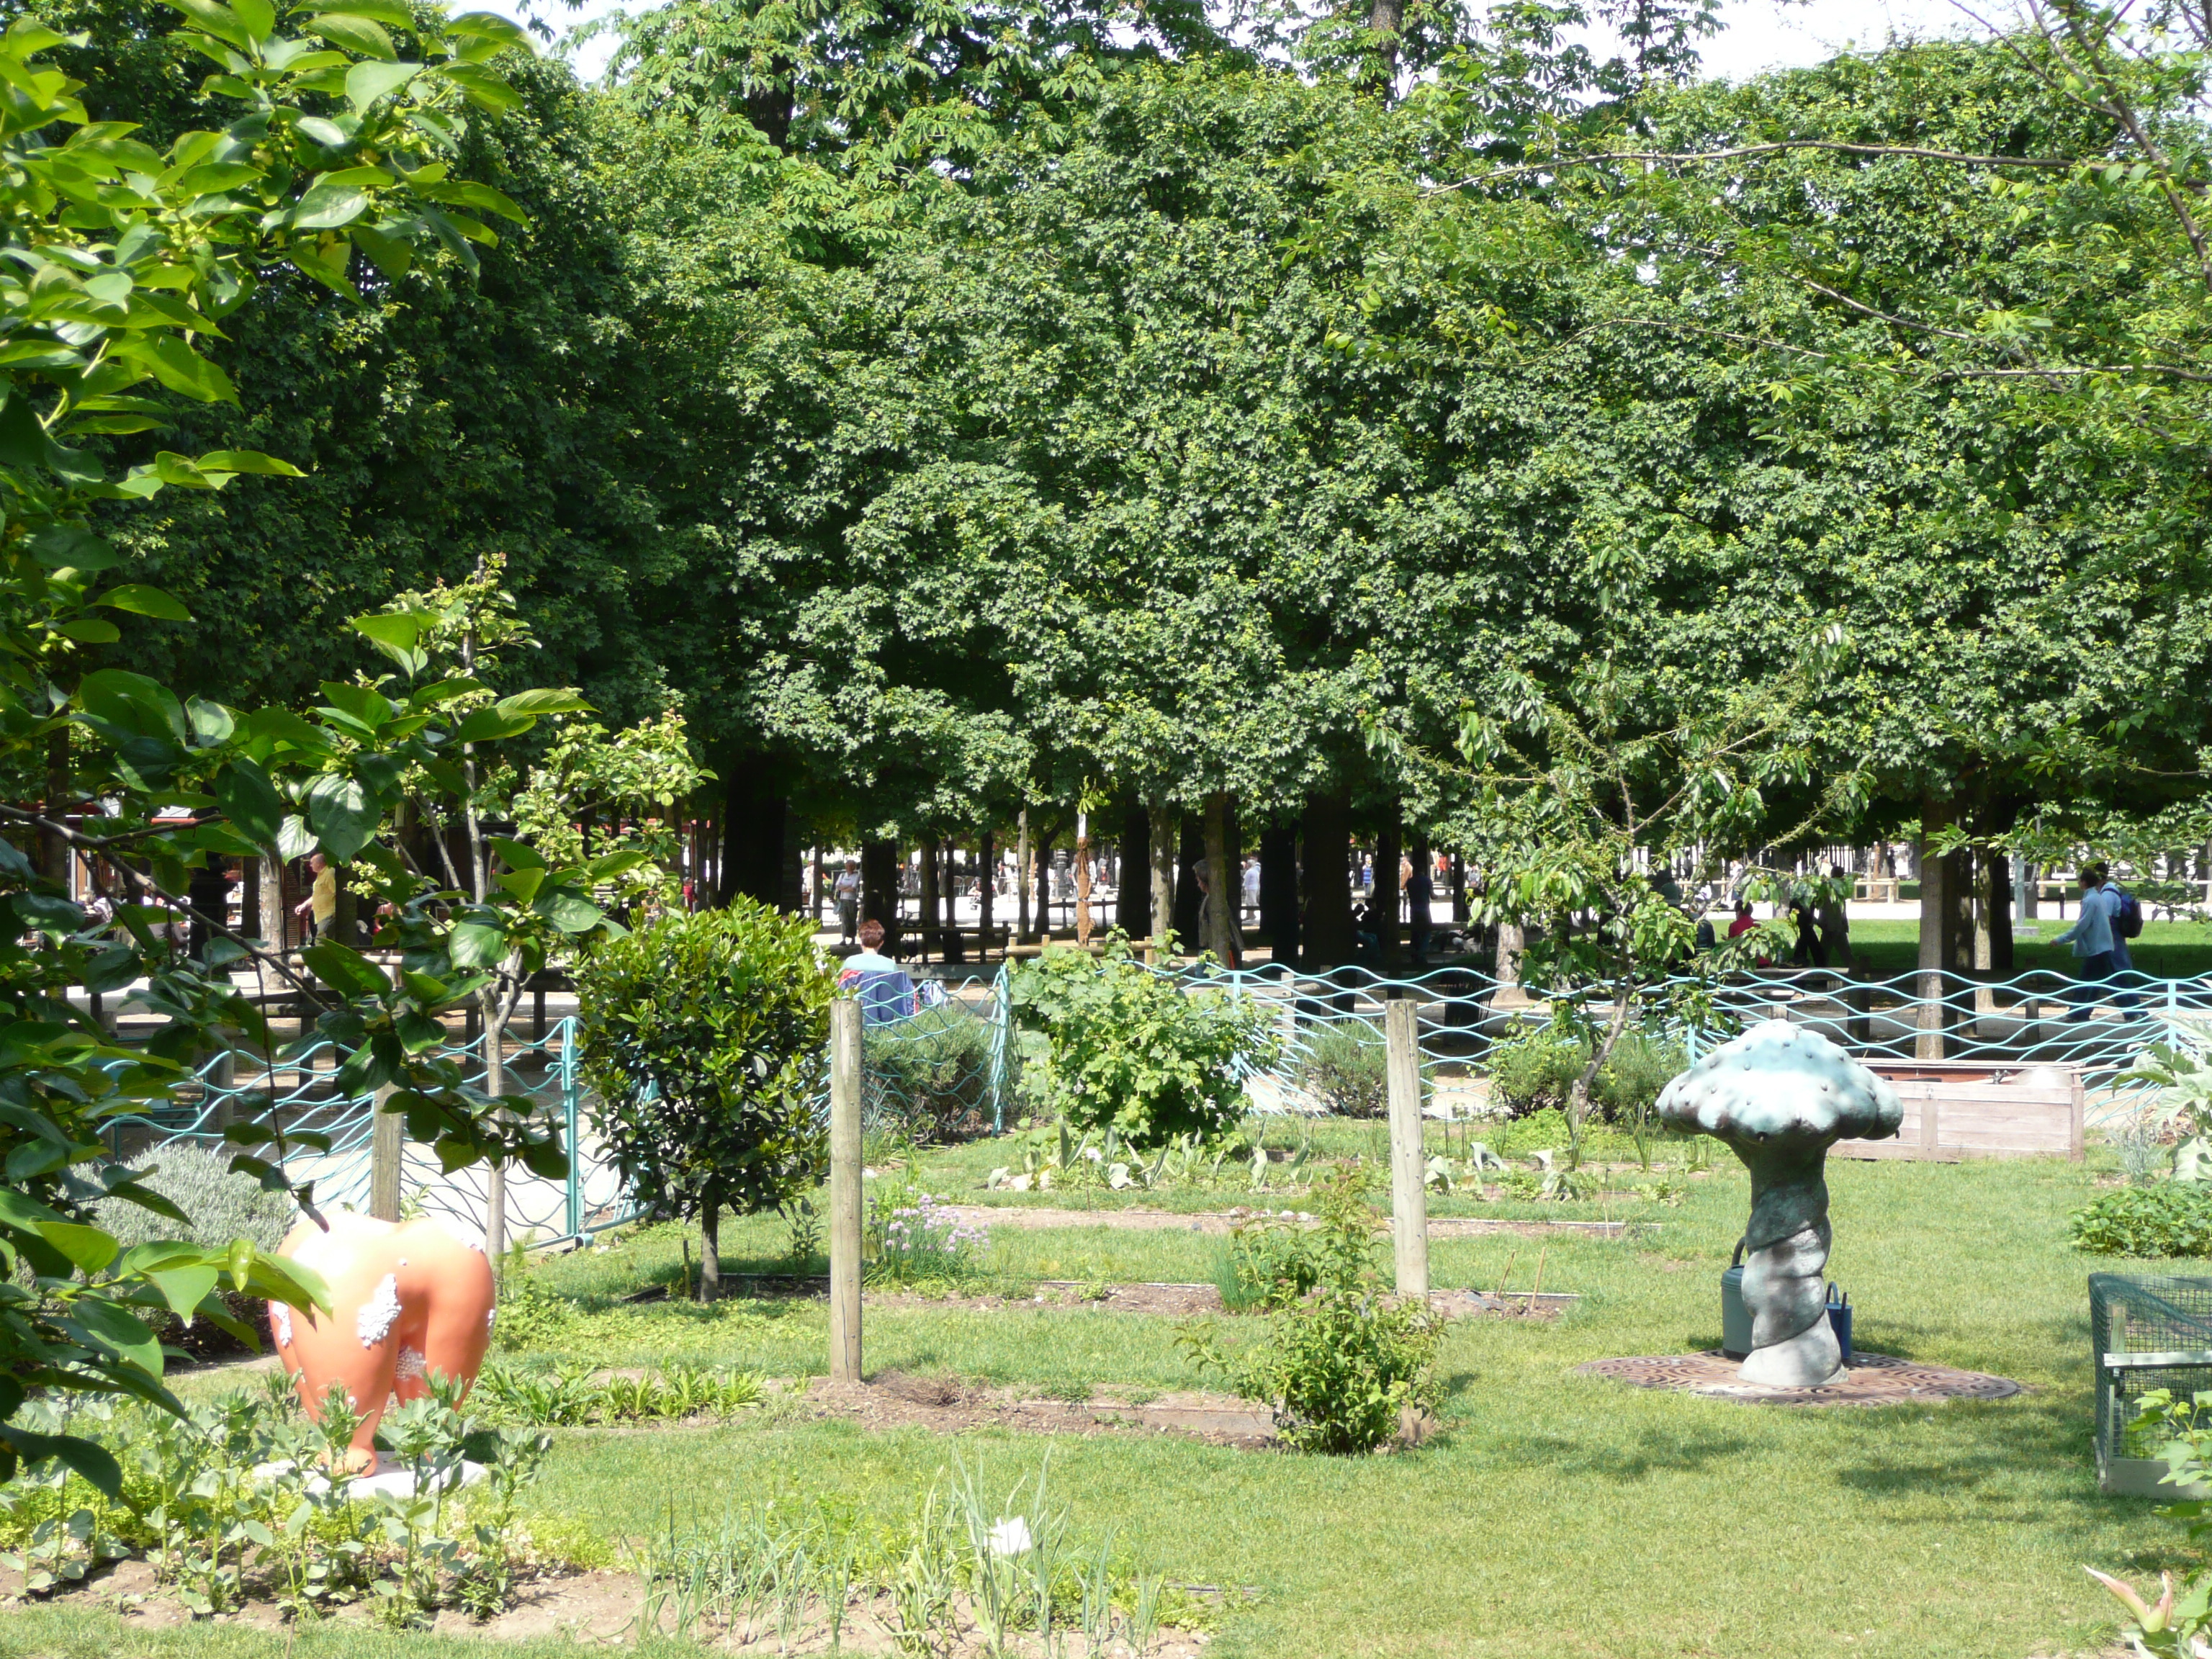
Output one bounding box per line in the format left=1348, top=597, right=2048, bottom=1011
left=0, top=0, right=595, bottom=1496
left=631, top=1450, right=1201, bottom=1654
left=2091, top=1388, right=2212, bottom=1655
left=0, top=1372, right=552, bottom=1624
left=1007, top=935, right=1279, bottom=1147
left=575, top=900, right=836, bottom=1300
left=1184, top=1164, right=1441, bottom=1454
left=2070, top=1182, right=2212, bottom=1259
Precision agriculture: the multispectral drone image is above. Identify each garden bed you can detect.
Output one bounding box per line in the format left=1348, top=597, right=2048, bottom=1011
left=6, top=1555, right=1214, bottom=1654
left=934, top=1202, right=1638, bottom=1238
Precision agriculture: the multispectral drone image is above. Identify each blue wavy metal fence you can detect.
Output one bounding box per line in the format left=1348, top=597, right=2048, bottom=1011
left=102, top=956, right=2185, bottom=1245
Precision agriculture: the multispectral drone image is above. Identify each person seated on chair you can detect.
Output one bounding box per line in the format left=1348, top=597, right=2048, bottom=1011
left=838, top=918, right=919, bottom=1025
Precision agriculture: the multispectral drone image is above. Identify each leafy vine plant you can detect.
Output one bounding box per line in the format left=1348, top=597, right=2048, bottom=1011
left=0, top=0, right=685, bottom=1498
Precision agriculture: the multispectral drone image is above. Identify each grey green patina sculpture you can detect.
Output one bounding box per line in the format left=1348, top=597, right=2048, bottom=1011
left=1657, top=1020, right=1902, bottom=1388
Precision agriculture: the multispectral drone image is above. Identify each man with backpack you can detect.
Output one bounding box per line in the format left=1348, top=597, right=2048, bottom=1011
left=2100, top=864, right=2146, bottom=1017
left=2054, top=861, right=2139, bottom=1021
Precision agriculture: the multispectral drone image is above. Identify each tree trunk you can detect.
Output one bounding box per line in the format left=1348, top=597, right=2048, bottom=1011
left=1375, top=806, right=1401, bottom=966
left=1148, top=800, right=1177, bottom=960
left=1987, top=848, right=2015, bottom=976
left=1451, top=853, right=1468, bottom=925
left=1915, top=796, right=1958, bottom=1059
left=942, top=840, right=966, bottom=963
left=978, top=830, right=994, bottom=954
left=1367, top=0, right=1403, bottom=86
left=1259, top=821, right=1299, bottom=965
left=1035, top=829, right=1055, bottom=935
left=920, top=835, right=940, bottom=961
left=42, top=727, right=68, bottom=886
left=1174, top=812, right=1205, bottom=945
left=1075, top=812, right=1094, bottom=947
left=1202, top=791, right=1234, bottom=966
left=719, top=757, right=788, bottom=909
left=1494, top=921, right=1524, bottom=990
left=1016, top=810, right=1031, bottom=940
left=698, top=1202, right=720, bottom=1303
left=1300, top=793, right=1353, bottom=970
left=861, top=840, right=899, bottom=953
left=258, top=855, right=286, bottom=950
left=1119, top=805, right=1152, bottom=938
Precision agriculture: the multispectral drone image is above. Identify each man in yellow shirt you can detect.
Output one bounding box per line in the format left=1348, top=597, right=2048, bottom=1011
left=292, top=851, right=336, bottom=942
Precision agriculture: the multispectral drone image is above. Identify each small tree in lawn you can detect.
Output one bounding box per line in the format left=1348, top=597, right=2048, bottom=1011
left=575, top=902, right=835, bottom=1300
left=1370, top=637, right=1853, bottom=1169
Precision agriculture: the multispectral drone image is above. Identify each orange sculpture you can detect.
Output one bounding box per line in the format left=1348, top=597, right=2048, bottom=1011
left=270, top=1211, right=497, bottom=1468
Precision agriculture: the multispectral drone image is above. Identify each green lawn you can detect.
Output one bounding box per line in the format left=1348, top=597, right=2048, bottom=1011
left=9, top=1145, right=2200, bottom=1659
left=1850, top=916, right=2212, bottom=982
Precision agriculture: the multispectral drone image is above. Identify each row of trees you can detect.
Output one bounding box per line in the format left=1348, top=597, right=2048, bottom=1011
left=48, top=0, right=2212, bottom=988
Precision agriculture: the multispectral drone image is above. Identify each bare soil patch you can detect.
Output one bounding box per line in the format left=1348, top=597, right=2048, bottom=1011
left=17, top=1559, right=1212, bottom=1653
left=938, top=1203, right=1633, bottom=1238
left=799, top=1371, right=1280, bottom=1447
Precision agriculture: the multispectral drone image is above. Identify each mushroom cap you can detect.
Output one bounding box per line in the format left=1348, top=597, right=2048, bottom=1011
left=1655, top=1019, right=1902, bottom=1147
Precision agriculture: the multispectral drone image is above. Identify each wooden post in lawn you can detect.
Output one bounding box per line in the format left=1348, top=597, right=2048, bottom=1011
left=829, top=997, right=864, bottom=1383
left=369, top=1084, right=402, bottom=1222
left=1385, top=996, right=1429, bottom=1298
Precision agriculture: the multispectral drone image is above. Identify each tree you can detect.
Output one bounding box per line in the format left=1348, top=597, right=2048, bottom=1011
left=0, top=0, right=570, bottom=1489
left=572, top=902, right=835, bottom=1300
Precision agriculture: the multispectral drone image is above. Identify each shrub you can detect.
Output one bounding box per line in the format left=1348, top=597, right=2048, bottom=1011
left=1488, top=1026, right=1586, bottom=1117
left=2070, top=1182, right=2212, bottom=1257
left=1292, top=1020, right=1389, bottom=1118
left=865, top=1004, right=995, bottom=1141
left=94, top=1142, right=296, bottom=1254
left=1184, top=1165, right=1440, bottom=1454
left=1488, top=1027, right=1686, bottom=1125
left=1217, top=1218, right=1325, bottom=1312
left=1006, top=934, right=1277, bottom=1146
left=574, top=900, right=835, bottom=1301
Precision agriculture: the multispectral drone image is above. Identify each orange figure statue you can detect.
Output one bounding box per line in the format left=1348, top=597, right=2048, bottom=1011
left=271, top=1211, right=497, bottom=1469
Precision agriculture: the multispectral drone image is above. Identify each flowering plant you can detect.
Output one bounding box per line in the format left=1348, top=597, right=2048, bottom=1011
left=868, top=1191, right=990, bottom=1286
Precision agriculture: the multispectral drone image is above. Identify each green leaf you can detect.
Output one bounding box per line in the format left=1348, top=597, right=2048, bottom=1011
left=55, top=618, right=121, bottom=644
left=116, top=334, right=238, bottom=404
left=300, top=941, right=390, bottom=999
left=36, top=1223, right=118, bottom=1274
left=214, top=757, right=284, bottom=845
left=66, top=1299, right=161, bottom=1377
left=535, top=888, right=603, bottom=933
left=293, top=179, right=370, bottom=231
left=159, top=0, right=250, bottom=50
left=345, top=58, right=418, bottom=109
left=446, top=920, right=504, bottom=968
left=197, top=449, right=303, bottom=476
left=454, top=707, right=533, bottom=742
left=303, top=773, right=377, bottom=862
left=96, top=584, right=192, bottom=621
left=495, top=688, right=591, bottom=716
left=488, top=835, right=545, bottom=871
left=0, top=1429, right=122, bottom=1499
left=302, top=0, right=415, bottom=24
left=305, top=12, right=395, bottom=58
left=143, top=1262, right=221, bottom=1320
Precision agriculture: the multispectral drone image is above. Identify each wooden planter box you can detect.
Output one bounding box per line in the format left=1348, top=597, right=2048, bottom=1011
left=1832, top=1061, right=2085, bottom=1163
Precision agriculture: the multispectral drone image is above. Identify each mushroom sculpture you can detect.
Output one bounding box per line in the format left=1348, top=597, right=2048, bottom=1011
left=1656, top=1020, right=1900, bottom=1388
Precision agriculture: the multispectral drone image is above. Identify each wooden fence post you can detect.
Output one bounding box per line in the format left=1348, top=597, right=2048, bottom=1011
left=1385, top=996, right=1429, bottom=1298
left=369, top=1084, right=402, bottom=1221
left=829, top=997, right=864, bottom=1383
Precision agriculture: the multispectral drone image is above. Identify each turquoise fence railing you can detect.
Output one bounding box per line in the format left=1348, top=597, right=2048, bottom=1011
left=103, top=1015, right=646, bottom=1247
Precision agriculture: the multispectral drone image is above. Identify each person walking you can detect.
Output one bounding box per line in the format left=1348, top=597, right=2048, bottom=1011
left=1406, top=855, right=1434, bottom=963
left=1816, top=868, right=1851, bottom=968
left=832, top=858, right=861, bottom=945
left=2095, top=865, right=2146, bottom=1017
left=2053, top=863, right=2120, bottom=1022
left=292, top=851, right=336, bottom=943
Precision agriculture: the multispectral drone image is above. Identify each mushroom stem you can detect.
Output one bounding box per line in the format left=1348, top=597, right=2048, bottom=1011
left=1738, top=1143, right=1843, bottom=1388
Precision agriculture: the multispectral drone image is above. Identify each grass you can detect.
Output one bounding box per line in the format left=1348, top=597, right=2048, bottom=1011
left=14, top=1146, right=2198, bottom=1659
left=1849, top=915, right=2212, bottom=981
